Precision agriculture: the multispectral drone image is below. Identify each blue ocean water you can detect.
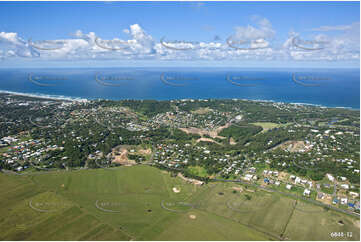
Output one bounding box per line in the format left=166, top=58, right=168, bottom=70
left=0, top=68, right=359, bottom=109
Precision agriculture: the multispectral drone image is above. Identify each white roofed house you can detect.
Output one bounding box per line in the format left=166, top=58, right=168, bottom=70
left=303, top=189, right=311, bottom=197
left=340, top=197, right=348, bottom=205
left=338, top=176, right=347, bottom=182
left=243, top=174, right=254, bottom=181
left=349, top=192, right=359, bottom=198
left=326, top=173, right=335, bottom=182
left=340, top=184, right=349, bottom=190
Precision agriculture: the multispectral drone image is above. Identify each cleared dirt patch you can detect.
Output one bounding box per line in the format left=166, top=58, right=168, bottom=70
left=196, top=137, right=222, bottom=145
left=229, top=137, right=237, bottom=145
left=272, top=140, right=311, bottom=152
left=111, top=147, right=136, bottom=166
left=179, top=126, right=227, bottom=140
left=177, top=173, right=204, bottom=185
left=232, top=186, right=243, bottom=193
left=189, top=214, right=196, bottom=219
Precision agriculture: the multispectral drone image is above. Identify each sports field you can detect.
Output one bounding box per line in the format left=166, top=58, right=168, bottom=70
left=0, top=165, right=359, bottom=240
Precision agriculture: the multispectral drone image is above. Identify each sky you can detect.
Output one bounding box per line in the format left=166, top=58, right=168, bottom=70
left=0, top=1, right=359, bottom=68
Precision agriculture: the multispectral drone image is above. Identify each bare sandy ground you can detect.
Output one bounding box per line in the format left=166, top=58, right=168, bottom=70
left=196, top=137, right=222, bottom=145
left=229, top=137, right=237, bottom=145
left=177, top=173, right=204, bottom=185
left=111, top=147, right=136, bottom=166
left=272, top=140, right=311, bottom=152
left=232, top=186, right=243, bottom=193
left=179, top=122, right=230, bottom=140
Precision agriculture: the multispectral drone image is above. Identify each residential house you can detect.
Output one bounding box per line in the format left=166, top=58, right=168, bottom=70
left=303, top=189, right=311, bottom=197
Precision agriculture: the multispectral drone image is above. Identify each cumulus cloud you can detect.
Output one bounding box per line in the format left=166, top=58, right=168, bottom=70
left=0, top=20, right=359, bottom=63
left=0, top=32, right=39, bottom=58
left=282, top=22, right=360, bottom=62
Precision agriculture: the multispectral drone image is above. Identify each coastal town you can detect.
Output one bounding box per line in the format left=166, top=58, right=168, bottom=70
left=0, top=93, right=360, bottom=216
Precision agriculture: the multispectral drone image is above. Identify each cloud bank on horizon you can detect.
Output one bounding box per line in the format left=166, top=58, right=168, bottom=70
left=0, top=17, right=359, bottom=64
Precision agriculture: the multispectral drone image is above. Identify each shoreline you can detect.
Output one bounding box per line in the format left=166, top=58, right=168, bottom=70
left=0, top=89, right=359, bottom=111
left=0, top=90, right=88, bottom=102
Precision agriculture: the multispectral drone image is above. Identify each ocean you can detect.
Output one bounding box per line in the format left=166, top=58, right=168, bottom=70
left=0, top=68, right=359, bottom=109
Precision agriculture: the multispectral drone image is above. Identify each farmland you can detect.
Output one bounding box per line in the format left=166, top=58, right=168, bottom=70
left=0, top=165, right=359, bottom=241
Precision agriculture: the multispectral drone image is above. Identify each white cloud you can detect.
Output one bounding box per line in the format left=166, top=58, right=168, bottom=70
left=0, top=21, right=359, bottom=63
left=282, top=22, right=360, bottom=62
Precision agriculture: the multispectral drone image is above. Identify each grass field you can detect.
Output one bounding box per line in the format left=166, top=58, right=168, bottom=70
left=0, top=165, right=359, bottom=240
left=187, top=165, right=209, bottom=177
left=251, top=122, right=291, bottom=132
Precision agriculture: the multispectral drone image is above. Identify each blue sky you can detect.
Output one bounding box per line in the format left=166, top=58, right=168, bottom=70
left=0, top=1, right=359, bottom=68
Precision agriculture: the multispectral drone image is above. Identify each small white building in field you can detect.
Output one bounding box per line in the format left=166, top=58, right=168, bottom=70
left=340, top=184, right=349, bottom=190
left=340, top=197, right=348, bottom=205
left=339, top=176, right=347, bottom=181
left=303, top=189, right=311, bottom=197
left=243, top=174, right=254, bottom=181
left=326, top=173, right=335, bottom=182
left=349, top=192, right=359, bottom=197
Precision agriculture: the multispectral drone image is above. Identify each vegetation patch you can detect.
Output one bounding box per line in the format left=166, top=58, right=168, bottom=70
left=187, top=166, right=209, bottom=178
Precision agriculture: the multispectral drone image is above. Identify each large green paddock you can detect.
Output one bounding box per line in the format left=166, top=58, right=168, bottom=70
left=0, top=165, right=359, bottom=240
